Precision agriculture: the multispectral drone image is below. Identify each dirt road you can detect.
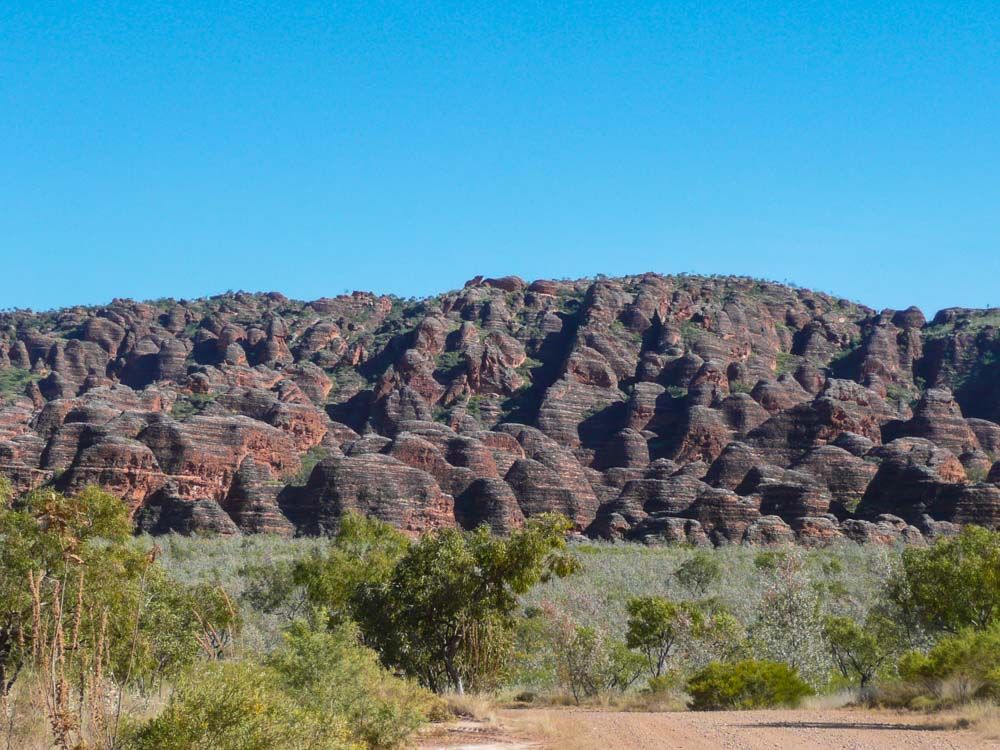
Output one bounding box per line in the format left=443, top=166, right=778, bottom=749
left=419, top=707, right=997, bottom=750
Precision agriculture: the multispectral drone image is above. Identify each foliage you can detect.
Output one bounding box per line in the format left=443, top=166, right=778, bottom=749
left=170, top=392, right=216, bottom=420
left=239, top=559, right=310, bottom=624
left=120, top=661, right=354, bottom=750
left=434, top=350, right=466, bottom=378
left=0, top=367, right=40, bottom=399
left=554, top=624, right=644, bottom=703
left=625, top=597, right=704, bottom=678
left=748, top=550, right=832, bottom=688
left=0, top=487, right=238, bottom=694
left=686, top=659, right=813, bottom=710
left=290, top=445, right=329, bottom=485
left=353, top=514, right=578, bottom=693
left=267, top=619, right=436, bottom=748
left=889, top=525, right=1000, bottom=635
left=824, top=613, right=903, bottom=691
left=898, top=622, right=1000, bottom=702
left=675, top=552, right=722, bottom=595
left=293, top=512, right=410, bottom=623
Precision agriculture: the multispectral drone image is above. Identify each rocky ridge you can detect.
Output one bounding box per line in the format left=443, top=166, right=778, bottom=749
left=2, top=273, right=1000, bottom=545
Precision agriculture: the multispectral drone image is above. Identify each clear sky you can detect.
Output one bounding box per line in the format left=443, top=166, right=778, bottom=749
left=2, top=1, right=997, bottom=316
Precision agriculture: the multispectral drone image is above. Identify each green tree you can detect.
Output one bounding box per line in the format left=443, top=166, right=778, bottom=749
left=890, top=525, right=1000, bottom=635
left=675, top=552, right=722, bottom=595
left=823, top=613, right=901, bottom=692
left=354, top=514, right=578, bottom=693
left=555, top=625, right=644, bottom=704
left=0, top=485, right=238, bottom=697
left=293, top=511, right=410, bottom=623
left=625, top=596, right=703, bottom=678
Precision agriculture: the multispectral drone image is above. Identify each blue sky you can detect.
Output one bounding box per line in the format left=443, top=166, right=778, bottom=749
left=1, top=1, right=997, bottom=315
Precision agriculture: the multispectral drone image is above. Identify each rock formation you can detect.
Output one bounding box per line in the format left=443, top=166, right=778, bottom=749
left=1, top=274, right=999, bottom=544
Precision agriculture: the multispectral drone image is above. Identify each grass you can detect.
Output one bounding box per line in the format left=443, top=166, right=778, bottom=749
left=522, top=541, right=898, bottom=635
left=774, top=351, right=798, bottom=376
left=924, top=310, right=1000, bottom=339
left=0, top=367, right=41, bottom=398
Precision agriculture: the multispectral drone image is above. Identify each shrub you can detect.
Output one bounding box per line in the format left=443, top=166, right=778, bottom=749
left=120, top=661, right=352, bottom=750
left=898, top=623, right=1000, bottom=702
left=554, top=625, right=643, bottom=703
left=824, top=613, right=904, bottom=691
left=749, top=550, right=831, bottom=688
left=267, top=620, right=435, bottom=749
left=686, top=659, right=813, bottom=710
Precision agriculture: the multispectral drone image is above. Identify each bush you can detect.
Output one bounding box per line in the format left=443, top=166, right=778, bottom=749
left=686, top=659, right=813, bottom=710
left=625, top=596, right=703, bottom=678
left=554, top=624, right=643, bottom=703
left=267, top=620, right=435, bottom=749
left=898, top=623, right=1000, bottom=702
left=124, top=620, right=435, bottom=750
left=121, top=661, right=352, bottom=750
left=675, top=553, right=722, bottom=595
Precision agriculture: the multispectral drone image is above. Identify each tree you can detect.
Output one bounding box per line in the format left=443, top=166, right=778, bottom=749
left=0, top=485, right=238, bottom=699
left=889, top=525, right=1000, bottom=635
left=675, top=552, right=722, bottom=595
left=823, top=613, right=901, bottom=692
left=354, top=514, right=578, bottom=693
left=625, top=596, right=703, bottom=678
left=749, top=550, right=831, bottom=688
left=293, top=511, right=410, bottom=624
left=555, top=625, right=644, bottom=704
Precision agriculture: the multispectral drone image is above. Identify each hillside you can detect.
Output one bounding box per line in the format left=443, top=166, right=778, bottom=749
left=1, top=272, right=999, bottom=544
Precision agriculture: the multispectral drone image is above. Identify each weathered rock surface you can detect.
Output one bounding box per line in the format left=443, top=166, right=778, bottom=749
left=2, top=273, right=999, bottom=542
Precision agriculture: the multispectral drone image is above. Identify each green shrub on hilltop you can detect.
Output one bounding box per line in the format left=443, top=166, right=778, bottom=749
left=0, top=367, right=40, bottom=399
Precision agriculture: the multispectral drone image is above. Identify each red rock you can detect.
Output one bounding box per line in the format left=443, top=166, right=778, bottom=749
left=221, top=457, right=295, bottom=535
left=59, top=436, right=166, bottom=509
left=682, top=488, right=760, bottom=544
left=743, top=516, right=796, bottom=545
left=454, top=478, right=525, bottom=533
left=297, top=454, right=454, bottom=535
left=138, top=414, right=299, bottom=501
left=136, top=489, right=240, bottom=535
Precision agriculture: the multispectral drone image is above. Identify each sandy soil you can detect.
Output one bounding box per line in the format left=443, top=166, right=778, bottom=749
left=418, top=708, right=997, bottom=750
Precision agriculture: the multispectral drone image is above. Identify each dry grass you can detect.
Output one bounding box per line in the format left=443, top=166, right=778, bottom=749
left=440, top=692, right=499, bottom=724
left=0, top=673, right=165, bottom=750
left=502, top=689, right=686, bottom=713
left=800, top=689, right=856, bottom=711
left=948, top=701, right=1000, bottom=740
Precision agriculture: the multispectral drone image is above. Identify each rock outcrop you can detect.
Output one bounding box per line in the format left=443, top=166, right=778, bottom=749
left=2, top=273, right=999, bottom=543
